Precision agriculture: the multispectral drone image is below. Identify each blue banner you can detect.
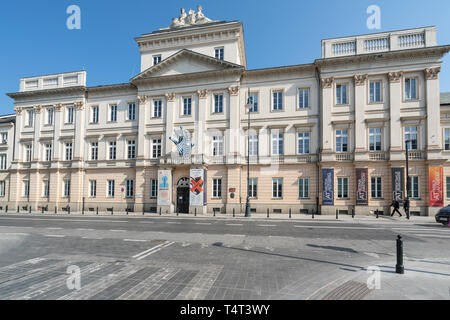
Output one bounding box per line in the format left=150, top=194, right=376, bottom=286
left=322, top=169, right=334, bottom=206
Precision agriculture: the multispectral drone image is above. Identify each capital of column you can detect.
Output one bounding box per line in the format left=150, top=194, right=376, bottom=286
left=33, top=105, right=42, bottom=114
left=388, top=71, right=403, bottom=83
left=320, top=77, right=334, bottom=89
left=74, top=101, right=85, bottom=110
left=14, top=107, right=23, bottom=115
left=424, top=67, right=441, bottom=80
left=197, top=89, right=209, bottom=99
left=227, top=86, right=239, bottom=96
left=354, top=74, right=368, bottom=86
left=165, top=92, right=176, bottom=102
left=138, top=95, right=149, bottom=104
left=54, top=104, right=63, bottom=112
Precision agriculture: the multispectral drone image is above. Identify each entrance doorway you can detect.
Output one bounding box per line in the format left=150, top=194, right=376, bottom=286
left=176, top=178, right=190, bottom=214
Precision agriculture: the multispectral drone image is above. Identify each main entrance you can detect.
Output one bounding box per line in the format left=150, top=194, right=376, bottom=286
left=176, top=177, right=190, bottom=214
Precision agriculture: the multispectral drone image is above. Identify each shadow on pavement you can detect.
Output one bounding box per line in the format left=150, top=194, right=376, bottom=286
left=306, top=244, right=358, bottom=254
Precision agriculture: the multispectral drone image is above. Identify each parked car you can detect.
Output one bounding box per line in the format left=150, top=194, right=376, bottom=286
left=435, top=206, right=450, bottom=225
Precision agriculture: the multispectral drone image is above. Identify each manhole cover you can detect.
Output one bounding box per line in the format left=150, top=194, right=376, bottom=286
left=322, top=281, right=371, bottom=300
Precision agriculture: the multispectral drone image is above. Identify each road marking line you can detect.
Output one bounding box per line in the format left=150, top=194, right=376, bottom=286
left=363, top=252, right=380, bottom=258
left=136, top=242, right=175, bottom=260
left=258, top=224, right=277, bottom=227
left=305, top=275, right=348, bottom=300
left=196, top=223, right=211, bottom=225
left=124, top=239, right=147, bottom=242
left=0, top=217, right=127, bottom=223
left=226, top=224, right=243, bottom=226
left=82, top=237, right=103, bottom=240
left=167, top=222, right=180, bottom=224
left=110, top=229, right=127, bottom=232
left=294, top=225, right=380, bottom=230
left=77, top=228, right=94, bottom=231
left=45, top=235, right=65, bottom=238
left=413, top=234, right=450, bottom=239
left=132, top=242, right=169, bottom=259
left=2, top=232, right=30, bottom=236
left=46, top=227, right=62, bottom=230
left=392, top=228, right=450, bottom=232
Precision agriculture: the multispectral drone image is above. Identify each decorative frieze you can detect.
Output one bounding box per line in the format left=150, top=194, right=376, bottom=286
left=320, top=77, right=334, bottom=89
left=424, top=67, right=441, bottom=80
left=165, top=92, right=176, bottom=102
left=388, top=71, right=403, bottom=83
left=228, top=86, right=239, bottom=96
left=354, top=74, right=368, bottom=86
left=197, top=89, right=209, bottom=99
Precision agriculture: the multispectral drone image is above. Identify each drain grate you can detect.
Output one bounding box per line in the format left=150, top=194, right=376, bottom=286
left=322, top=280, right=371, bottom=300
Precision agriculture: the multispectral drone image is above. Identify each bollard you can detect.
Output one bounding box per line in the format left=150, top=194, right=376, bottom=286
left=112, top=208, right=114, bottom=216
left=159, top=207, right=162, bottom=216
left=233, top=208, right=235, bottom=218
left=5, top=205, right=7, bottom=213
left=289, top=208, right=291, bottom=219
left=312, top=209, right=315, bottom=219
left=267, top=208, right=269, bottom=218
left=213, top=209, right=216, bottom=217
left=96, top=207, right=99, bottom=215
left=29, top=206, right=31, bottom=214
left=55, top=206, right=57, bottom=214
left=336, top=209, right=338, bottom=220
left=195, top=208, right=197, bottom=217
left=126, top=208, right=128, bottom=215
left=395, top=235, right=404, bottom=274
left=352, top=208, right=355, bottom=218
left=177, top=210, right=179, bottom=216
left=68, top=207, right=71, bottom=215
left=17, top=206, right=19, bottom=213
left=42, top=206, right=44, bottom=214
left=376, top=209, right=379, bottom=219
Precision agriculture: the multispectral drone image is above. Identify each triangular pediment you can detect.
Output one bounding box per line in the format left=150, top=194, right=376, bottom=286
left=131, top=49, right=244, bottom=81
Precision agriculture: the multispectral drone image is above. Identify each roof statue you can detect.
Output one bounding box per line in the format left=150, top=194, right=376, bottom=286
left=165, top=5, right=216, bottom=30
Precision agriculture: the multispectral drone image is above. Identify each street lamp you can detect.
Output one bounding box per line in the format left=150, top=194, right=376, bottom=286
left=405, top=134, right=411, bottom=220
left=244, top=90, right=253, bottom=218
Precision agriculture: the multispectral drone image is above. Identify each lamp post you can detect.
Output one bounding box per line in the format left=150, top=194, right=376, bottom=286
left=405, top=134, right=410, bottom=220
left=244, top=90, right=253, bottom=218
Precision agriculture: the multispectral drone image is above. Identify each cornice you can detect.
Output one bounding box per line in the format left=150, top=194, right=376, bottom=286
left=7, top=86, right=86, bottom=99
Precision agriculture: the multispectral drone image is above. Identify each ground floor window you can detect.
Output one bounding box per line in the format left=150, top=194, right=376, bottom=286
left=212, top=178, right=222, bottom=198
left=446, top=177, right=450, bottom=199
left=151, top=179, right=158, bottom=198
left=108, top=180, right=115, bottom=198
left=248, top=178, right=257, bottom=198
left=272, top=178, right=283, bottom=199
left=337, top=177, right=348, bottom=199
left=90, top=180, right=97, bottom=198
left=63, top=180, right=70, bottom=198
left=0, top=181, right=5, bottom=197
left=126, top=180, right=134, bottom=198
left=43, top=180, right=49, bottom=198
left=23, top=180, right=30, bottom=197
left=371, top=177, right=382, bottom=199
left=408, top=176, right=419, bottom=199
left=298, top=178, right=309, bottom=199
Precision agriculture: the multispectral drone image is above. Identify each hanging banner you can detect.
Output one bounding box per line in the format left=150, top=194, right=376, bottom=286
left=157, top=170, right=171, bottom=206
left=356, top=168, right=368, bottom=206
left=429, top=166, right=444, bottom=207
left=391, top=168, right=404, bottom=201
left=190, top=168, right=205, bottom=206
left=322, top=169, right=334, bottom=206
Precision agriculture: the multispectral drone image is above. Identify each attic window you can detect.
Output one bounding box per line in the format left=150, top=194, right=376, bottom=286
left=215, top=47, right=224, bottom=61
left=153, top=55, right=162, bottom=66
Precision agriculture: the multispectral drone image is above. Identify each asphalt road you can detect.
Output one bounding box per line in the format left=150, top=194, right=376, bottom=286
left=0, top=214, right=448, bottom=300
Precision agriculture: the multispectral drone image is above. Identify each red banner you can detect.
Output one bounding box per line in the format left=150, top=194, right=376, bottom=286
left=429, top=166, right=444, bottom=207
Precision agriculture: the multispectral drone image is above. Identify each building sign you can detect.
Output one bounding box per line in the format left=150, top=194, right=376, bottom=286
left=157, top=170, right=171, bottom=206
left=189, top=169, right=205, bottom=206
left=429, top=166, right=444, bottom=207
left=391, top=168, right=404, bottom=200
left=356, top=168, right=368, bottom=206
left=322, top=169, right=334, bottom=206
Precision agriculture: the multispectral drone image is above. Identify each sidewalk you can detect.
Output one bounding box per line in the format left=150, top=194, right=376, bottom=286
left=0, top=210, right=438, bottom=224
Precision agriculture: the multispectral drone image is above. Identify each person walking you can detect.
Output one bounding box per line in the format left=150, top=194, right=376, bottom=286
left=403, top=199, right=410, bottom=217
left=391, top=197, right=402, bottom=217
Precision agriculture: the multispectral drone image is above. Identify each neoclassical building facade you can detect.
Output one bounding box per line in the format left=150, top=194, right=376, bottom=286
left=3, top=8, right=450, bottom=216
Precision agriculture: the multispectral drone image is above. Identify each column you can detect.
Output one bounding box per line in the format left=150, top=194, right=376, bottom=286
left=424, top=67, right=441, bottom=159
left=164, top=93, right=176, bottom=156
left=53, top=104, right=62, bottom=161
left=195, top=90, right=208, bottom=159
left=137, top=95, right=148, bottom=160
left=13, top=107, right=23, bottom=162
left=32, top=105, right=42, bottom=161
left=73, top=101, right=85, bottom=161
left=388, top=72, right=403, bottom=160
left=354, top=75, right=367, bottom=161
left=227, top=86, right=240, bottom=162
left=320, top=77, right=334, bottom=161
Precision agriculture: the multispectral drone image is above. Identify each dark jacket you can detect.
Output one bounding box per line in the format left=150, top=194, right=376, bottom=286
left=392, top=200, right=400, bottom=209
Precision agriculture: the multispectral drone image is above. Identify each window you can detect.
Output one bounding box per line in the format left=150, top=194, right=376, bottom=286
left=0, top=155, right=6, bottom=170
left=64, top=180, right=71, bottom=197
left=45, top=144, right=52, bottom=162
left=248, top=178, right=257, bottom=199
left=371, top=177, right=382, bottom=199
left=272, top=91, right=283, bottom=110
left=153, top=100, right=162, bottom=118
left=215, top=47, right=224, bottom=60
left=23, top=180, right=30, bottom=197
left=445, top=129, right=450, bottom=151
left=153, top=55, right=162, bottom=65
left=369, top=81, right=382, bottom=103
left=214, top=94, right=223, bottom=113
left=126, top=180, right=134, bottom=198
left=25, top=144, right=32, bottom=162
left=128, top=103, right=136, bottom=120
left=212, top=136, right=224, bottom=156
left=405, top=126, right=418, bottom=150
left=298, top=178, right=309, bottom=199
left=109, top=141, right=117, bottom=160
left=447, top=177, right=450, bottom=199
left=297, top=132, right=310, bottom=155
left=92, top=106, right=99, bottom=123
left=65, top=143, right=73, bottom=161
left=43, top=180, right=49, bottom=198
left=272, top=133, right=284, bottom=155
left=67, top=107, right=74, bottom=124
left=336, top=130, right=348, bottom=153
left=107, top=180, right=115, bottom=198
left=150, top=179, right=158, bottom=198
left=110, top=105, right=117, bottom=122
left=212, top=178, right=222, bottom=198
left=298, top=89, right=309, bottom=109
left=408, top=176, right=419, bottom=199
left=90, top=142, right=98, bottom=161
left=369, top=128, right=382, bottom=152
left=248, top=93, right=258, bottom=112
left=90, top=180, right=97, bottom=198
left=183, top=97, right=192, bottom=116
left=27, top=110, right=34, bottom=127
left=152, top=139, right=162, bottom=158
left=127, top=140, right=136, bottom=159
left=1, top=133, right=7, bottom=144
left=248, top=135, right=258, bottom=156
left=405, top=78, right=417, bottom=100
left=272, top=178, right=283, bottom=199
left=47, top=108, right=54, bottom=125
left=336, top=84, right=348, bottom=105
left=337, top=177, right=349, bottom=199
left=0, top=181, right=5, bottom=197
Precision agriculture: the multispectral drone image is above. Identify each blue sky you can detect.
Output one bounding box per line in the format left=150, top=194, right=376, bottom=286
left=1, top=0, right=449, bottom=114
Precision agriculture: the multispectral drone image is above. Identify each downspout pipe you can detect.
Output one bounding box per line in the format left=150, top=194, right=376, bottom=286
left=315, top=66, right=322, bottom=215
